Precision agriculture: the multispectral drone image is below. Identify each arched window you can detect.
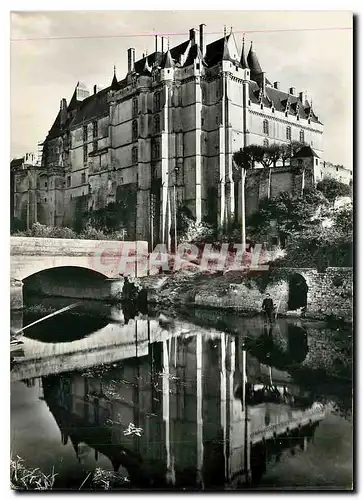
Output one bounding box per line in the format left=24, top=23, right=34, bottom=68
left=154, top=114, right=160, bottom=134
left=132, top=120, right=138, bottom=141
left=263, top=139, right=269, bottom=147
left=132, top=98, right=138, bottom=117
left=132, top=146, right=138, bottom=165
left=299, top=129, right=305, bottom=143
left=286, top=126, right=291, bottom=141
left=263, top=119, right=269, bottom=135
left=153, top=92, right=161, bottom=111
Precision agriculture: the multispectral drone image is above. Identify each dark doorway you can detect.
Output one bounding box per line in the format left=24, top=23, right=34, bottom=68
left=288, top=273, right=308, bottom=311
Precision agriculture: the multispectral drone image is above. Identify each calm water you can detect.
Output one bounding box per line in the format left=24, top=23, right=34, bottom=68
left=11, top=298, right=353, bottom=490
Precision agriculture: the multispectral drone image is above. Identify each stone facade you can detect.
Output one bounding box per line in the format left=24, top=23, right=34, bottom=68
left=12, top=25, right=324, bottom=247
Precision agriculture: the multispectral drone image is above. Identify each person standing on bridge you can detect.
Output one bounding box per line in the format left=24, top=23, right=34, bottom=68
left=262, top=293, right=275, bottom=323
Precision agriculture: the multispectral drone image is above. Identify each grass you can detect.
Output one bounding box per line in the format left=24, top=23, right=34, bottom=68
left=10, top=455, right=57, bottom=491
left=10, top=456, right=131, bottom=491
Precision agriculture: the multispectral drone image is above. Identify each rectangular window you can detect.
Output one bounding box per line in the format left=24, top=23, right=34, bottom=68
left=45, top=181, right=48, bottom=188
left=83, top=125, right=88, bottom=143
left=263, top=120, right=269, bottom=135
left=93, top=121, right=98, bottom=138
left=81, top=172, right=86, bottom=184
left=93, top=140, right=98, bottom=152
left=67, top=176, right=71, bottom=187
left=153, top=92, right=160, bottom=111
left=133, top=98, right=138, bottom=117
left=83, top=144, right=88, bottom=163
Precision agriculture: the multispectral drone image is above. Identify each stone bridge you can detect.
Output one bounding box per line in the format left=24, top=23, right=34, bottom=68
left=10, top=236, right=149, bottom=308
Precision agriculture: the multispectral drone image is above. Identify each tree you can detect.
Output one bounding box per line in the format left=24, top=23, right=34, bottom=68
left=247, top=188, right=329, bottom=244
left=233, top=145, right=255, bottom=248
left=316, top=177, right=351, bottom=204
left=260, top=144, right=281, bottom=169
left=279, top=141, right=306, bottom=167
left=282, top=205, right=353, bottom=270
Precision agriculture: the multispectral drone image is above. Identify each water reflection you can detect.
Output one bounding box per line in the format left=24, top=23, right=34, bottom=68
left=33, top=333, right=323, bottom=488
left=11, top=299, right=352, bottom=489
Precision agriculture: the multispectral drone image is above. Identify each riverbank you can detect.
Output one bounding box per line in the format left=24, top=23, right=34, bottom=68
left=138, top=267, right=353, bottom=324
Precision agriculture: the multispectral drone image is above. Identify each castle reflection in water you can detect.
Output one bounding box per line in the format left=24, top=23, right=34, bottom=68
left=36, top=312, right=324, bottom=489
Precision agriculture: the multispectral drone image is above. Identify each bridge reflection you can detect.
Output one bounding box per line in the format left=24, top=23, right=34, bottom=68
left=37, top=324, right=324, bottom=489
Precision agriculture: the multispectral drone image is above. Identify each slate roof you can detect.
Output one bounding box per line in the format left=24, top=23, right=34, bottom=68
left=183, top=44, right=205, bottom=67
left=10, top=158, right=24, bottom=169
left=247, top=43, right=262, bottom=75
left=240, top=40, right=248, bottom=69
left=71, top=87, right=110, bottom=128
left=43, top=33, right=322, bottom=144
left=248, top=80, right=322, bottom=124
left=293, top=145, right=320, bottom=158
left=205, top=34, right=232, bottom=67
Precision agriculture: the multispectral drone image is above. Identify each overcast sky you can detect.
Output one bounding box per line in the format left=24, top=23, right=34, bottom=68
left=10, top=10, right=353, bottom=168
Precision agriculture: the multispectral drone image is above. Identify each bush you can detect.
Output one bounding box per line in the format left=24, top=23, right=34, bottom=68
left=12, top=223, right=125, bottom=241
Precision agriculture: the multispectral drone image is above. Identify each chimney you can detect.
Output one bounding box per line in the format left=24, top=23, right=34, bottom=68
left=93, top=85, right=97, bottom=94
left=161, top=37, right=164, bottom=54
left=75, top=82, right=90, bottom=101
left=60, top=98, right=67, bottom=126
left=199, top=24, right=206, bottom=55
left=299, top=90, right=307, bottom=103
left=189, top=28, right=196, bottom=44
left=289, top=87, right=296, bottom=96
left=155, top=35, right=159, bottom=53
left=273, top=81, right=280, bottom=90
left=127, top=48, right=136, bottom=72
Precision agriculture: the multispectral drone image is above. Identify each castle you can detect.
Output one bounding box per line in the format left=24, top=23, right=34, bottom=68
left=12, top=25, right=325, bottom=246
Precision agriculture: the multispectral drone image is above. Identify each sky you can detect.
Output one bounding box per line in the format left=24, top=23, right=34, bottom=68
left=10, top=10, right=353, bottom=168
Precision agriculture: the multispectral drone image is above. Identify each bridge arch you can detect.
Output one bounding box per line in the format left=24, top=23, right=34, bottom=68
left=23, top=265, right=113, bottom=302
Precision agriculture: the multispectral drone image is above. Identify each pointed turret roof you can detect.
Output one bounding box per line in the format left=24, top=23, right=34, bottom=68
left=247, top=42, right=262, bottom=74
left=111, top=66, right=120, bottom=90
left=142, top=56, right=152, bottom=75
left=163, top=49, right=173, bottom=69
left=240, top=36, right=249, bottom=69
left=222, top=36, right=231, bottom=61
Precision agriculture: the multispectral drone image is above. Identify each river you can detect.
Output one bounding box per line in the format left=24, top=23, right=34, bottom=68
left=10, top=297, right=353, bottom=490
